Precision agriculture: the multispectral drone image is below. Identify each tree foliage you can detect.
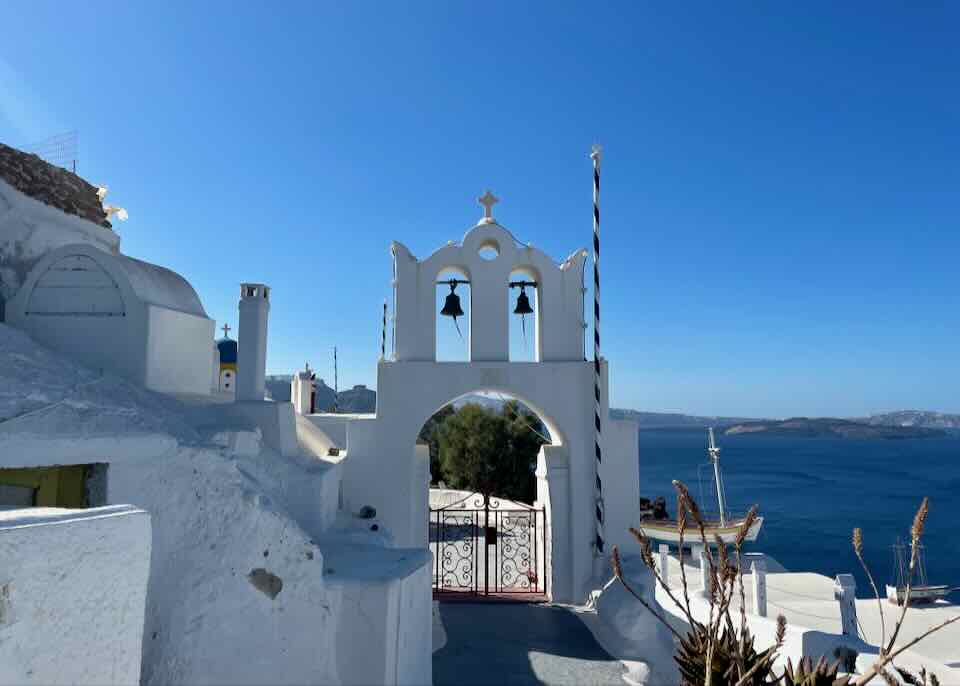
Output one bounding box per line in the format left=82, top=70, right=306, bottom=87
left=421, top=400, right=547, bottom=503
left=418, top=404, right=455, bottom=483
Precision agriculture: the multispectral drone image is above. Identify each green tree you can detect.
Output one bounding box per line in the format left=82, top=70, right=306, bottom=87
left=437, top=401, right=546, bottom=502
left=418, top=404, right=455, bottom=484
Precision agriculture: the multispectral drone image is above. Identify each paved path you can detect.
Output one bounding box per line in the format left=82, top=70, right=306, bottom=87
left=433, top=603, right=624, bottom=686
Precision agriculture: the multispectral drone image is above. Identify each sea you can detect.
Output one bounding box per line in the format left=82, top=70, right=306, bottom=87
left=637, top=429, right=960, bottom=598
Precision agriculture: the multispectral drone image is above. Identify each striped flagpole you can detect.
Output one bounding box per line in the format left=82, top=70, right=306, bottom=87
left=591, top=144, right=605, bottom=555
left=381, top=299, right=387, bottom=360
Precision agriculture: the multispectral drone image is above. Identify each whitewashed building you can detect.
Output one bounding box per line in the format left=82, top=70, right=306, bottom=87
left=6, top=244, right=214, bottom=396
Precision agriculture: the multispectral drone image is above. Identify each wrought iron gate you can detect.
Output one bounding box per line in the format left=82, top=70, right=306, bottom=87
left=430, top=492, right=546, bottom=597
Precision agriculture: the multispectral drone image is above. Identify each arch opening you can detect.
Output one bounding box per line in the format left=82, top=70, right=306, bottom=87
left=418, top=390, right=555, bottom=502
left=420, top=389, right=554, bottom=598
left=435, top=267, right=470, bottom=362
left=508, top=267, right=540, bottom=362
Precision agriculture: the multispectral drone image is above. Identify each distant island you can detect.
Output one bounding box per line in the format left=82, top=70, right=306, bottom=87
left=724, top=418, right=947, bottom=439
left=609, top=409, right=760, bottom=429
left=609, top=408, right=960, bottom=436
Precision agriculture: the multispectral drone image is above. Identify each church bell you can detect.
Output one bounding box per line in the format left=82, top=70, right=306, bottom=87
left=440, top=282, right=464, bottom=319
left=513, top=286, right=534, bottom=316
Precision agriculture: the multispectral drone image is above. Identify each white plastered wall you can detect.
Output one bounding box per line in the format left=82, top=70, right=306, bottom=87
left=145, top=305, right=215, bottom=395
left=6, top=243, right=214, bottom=396
left=0, top=505, right=151, bottom=686
left=339, top=357, right=638, bottom=603
left=0, top=178, right=120, bottom=308
left=392, top=222, right=587, bottom=362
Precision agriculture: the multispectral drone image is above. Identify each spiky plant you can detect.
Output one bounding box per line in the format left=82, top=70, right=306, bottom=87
left=612, top=487, right=956, bottom=686
left=892, top=665, right=941, bottom=686
left=674, top=623, right=779, bottom=686
left=781, top=656, right=851, bottom=686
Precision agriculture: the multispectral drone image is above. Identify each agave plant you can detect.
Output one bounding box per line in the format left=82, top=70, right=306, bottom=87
left=781, top=656, right=851, bottom=686
left=611, top=485, right=956, bottom=686
left=674, top=623, right=778, bottom=686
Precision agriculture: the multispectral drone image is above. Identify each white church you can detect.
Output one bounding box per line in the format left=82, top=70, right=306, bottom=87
left=0, top=142, right=652, bottom=685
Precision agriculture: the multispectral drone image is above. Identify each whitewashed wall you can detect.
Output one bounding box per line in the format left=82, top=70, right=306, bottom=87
left=392, top=222, right=587, bottom=362
left=7, top=243, right=214, bottom=396
left=338, top=357, right=639, bottom=604
left=0, top=178, right=119, bottom=309
left=327, top=551, right=432, bottom=686
left=0, top=505, right=151, bottom=686
left=108, top=446, right=342, bottom=686
left=145, top=305, right=215, bottom=395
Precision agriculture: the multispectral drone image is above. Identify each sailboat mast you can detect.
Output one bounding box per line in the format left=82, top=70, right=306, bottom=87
left=708, top=427, right=727, bottom=527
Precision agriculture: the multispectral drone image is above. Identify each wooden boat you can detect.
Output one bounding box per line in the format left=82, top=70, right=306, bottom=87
left=638, top=515, right=764, bottom=545
left=885, top=538, right=953, bottom=605
left=639, top=427, right=764, bottom=546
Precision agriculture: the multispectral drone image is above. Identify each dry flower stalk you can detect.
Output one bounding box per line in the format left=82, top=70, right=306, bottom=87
left=614, top=486, right=953, bottom=686
left=852, top=526, right=885, bottom=648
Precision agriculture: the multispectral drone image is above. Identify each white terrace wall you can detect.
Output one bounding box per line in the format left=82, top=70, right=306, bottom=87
left=0, top=505, right=151, bottom=686
left=107, top=445, right=342, bottom=686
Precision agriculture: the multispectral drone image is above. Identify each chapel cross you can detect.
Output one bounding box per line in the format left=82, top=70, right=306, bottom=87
left=478, top=190, right=498, bottom=223
left=222, top=323, right=231, bottom=338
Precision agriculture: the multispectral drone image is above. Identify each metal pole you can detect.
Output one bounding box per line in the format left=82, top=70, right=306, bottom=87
left=709, top=427, right=727, bottom=527
left=381, top=298, right=387, bottom=360
left=591, top=144, right=605, bottom=555
left=484, top=493, right=490, bottom=596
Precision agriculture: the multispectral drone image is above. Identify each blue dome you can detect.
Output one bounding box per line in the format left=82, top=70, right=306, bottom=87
left=217, top=338, right=237, bottom=364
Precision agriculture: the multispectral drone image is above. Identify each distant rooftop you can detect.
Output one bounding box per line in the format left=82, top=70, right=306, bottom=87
left=0, top=142, right=111, bottom=228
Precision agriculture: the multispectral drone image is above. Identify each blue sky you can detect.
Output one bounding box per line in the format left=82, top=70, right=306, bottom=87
left=1, top=2, right=957, bottom=417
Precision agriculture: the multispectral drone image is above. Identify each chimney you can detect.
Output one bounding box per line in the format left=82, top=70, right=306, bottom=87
left=237, top=283, right=270, bottom=401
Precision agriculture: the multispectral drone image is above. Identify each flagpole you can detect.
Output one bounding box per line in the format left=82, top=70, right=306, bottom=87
left=591, top=143, right=605, bottom=555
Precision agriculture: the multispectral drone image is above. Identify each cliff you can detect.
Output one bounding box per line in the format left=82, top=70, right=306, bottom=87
left=725, top=417, right=946, bottom=439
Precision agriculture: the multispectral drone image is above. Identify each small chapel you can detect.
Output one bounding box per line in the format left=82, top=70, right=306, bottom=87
left=0, top=143, right=216, bottom=396
left=216, top=324, right=238, bottom=392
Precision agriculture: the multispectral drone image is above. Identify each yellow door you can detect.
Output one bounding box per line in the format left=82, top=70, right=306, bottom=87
left=0, top=466, right=87, bottom=508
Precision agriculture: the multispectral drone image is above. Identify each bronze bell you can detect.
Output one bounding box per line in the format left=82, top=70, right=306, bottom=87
left=513, top=286, right=534, bottom=316
left=440, top=282, right=464, bottom=319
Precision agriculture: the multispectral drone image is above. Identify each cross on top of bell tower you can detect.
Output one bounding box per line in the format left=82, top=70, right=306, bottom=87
left=221, top=323, right=231, bottom=338
left=478, top=190, right=498, bottom=224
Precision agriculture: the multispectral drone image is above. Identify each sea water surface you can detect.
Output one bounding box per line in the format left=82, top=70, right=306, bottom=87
left=638, top=429, right=960, bottom=598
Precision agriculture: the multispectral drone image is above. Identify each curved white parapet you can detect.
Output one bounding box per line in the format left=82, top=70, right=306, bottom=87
left=392, top=221, right=587, bottom=363
left=0, top=504, right=151, bottom=686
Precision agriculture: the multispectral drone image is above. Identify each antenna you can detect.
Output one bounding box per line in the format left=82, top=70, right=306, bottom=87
left=708, top=427, right=727, bottom=527
left=24, top=130, right=79, bottom=173
left=333, top=346, right=339, bottom=413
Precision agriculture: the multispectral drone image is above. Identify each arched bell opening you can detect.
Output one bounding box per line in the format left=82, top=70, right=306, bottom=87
left=508, top=267, right=540, bottom=362
left=435, top=267, right=471, bottom=362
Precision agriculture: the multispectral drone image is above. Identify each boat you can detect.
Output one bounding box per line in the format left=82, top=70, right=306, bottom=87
left=885, top=537, right=953, bottom=605
left=638, top=427, right=764, bottom=546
